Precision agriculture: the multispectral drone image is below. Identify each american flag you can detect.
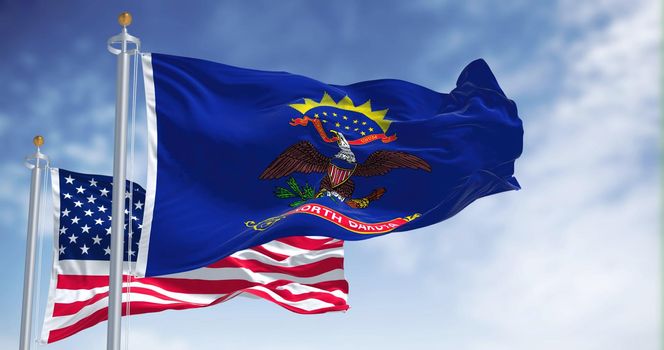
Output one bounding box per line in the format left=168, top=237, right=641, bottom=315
left=41, top=168, right=349, bottom=344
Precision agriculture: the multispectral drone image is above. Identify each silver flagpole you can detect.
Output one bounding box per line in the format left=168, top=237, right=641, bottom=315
left=19, top=135, right=48, bottom=350
left=106, top=12, right=140, bottom=350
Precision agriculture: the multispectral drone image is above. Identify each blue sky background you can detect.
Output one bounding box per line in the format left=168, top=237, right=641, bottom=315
left=0, top=0, right=660, bottom=349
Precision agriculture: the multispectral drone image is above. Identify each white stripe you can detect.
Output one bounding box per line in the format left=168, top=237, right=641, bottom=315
left=52, top=276, right=347, bottom=306
left=136, top=52, right=157, bottom=278
left=245, top=285, right=336, bottom=311
left=45, top=280, right=347, bottom=338
left=58, top=245, right=342, bottom=276
left=44, top=292, right=185, bottom=333
left=275, top=282, right=348, bottom=301
left=57, top=260, right=132, bottom=276
left=231, top=246, right=343, bottom=267
left=258, top=240, right=328, bottom=257
left=163, top=267, right=345, bottom=285
left=52, top=281, right=226, bottom=305
left=303, top=236, right=336, bottom=240
left=40, top=168, right=61, bottom=344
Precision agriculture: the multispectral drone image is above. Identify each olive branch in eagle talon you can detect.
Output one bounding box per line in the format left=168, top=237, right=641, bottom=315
left=274, top=177, right=317, bottom=207
left=259, top=131, right=431, bottom=208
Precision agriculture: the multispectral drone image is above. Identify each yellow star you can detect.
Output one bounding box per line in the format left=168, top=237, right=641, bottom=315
left=333, top=113, right=337, bottom=117
left=368, top=127, right=374, bottom=132
left=362, top=121, right=367, bottom=125
left=322, top=120, right=327, bottom=123
left=323, top=112, right=328, bottom=116
left=353, top=120, right=358, bottom=124
left=360, top=131, right=366, bottom=136
left=354, top=128, right=359, bottom=131
left=342, top=116, right=348, bottom=120
left=314, top=113, right=319, bottom=118
left=335, top=122, right=340, bottom=127
left=344, top=126, right=350, bottom=130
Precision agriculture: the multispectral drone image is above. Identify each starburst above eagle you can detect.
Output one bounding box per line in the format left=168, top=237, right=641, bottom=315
left=260, top=132, right=431, bottom=208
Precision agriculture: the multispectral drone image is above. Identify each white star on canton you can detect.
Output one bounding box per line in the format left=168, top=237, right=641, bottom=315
left=125, top=191, right=131, bottom=199
left=62, top=208, right=70, bottom=217
left=74, top=201, right=83, bottom=208
left=59, top=245, right=66, bottom=255
left=134, top=201, right=144, bottom=210
left=89, top=178, right=98, bottom=187
left=63, top=193, right=72, bottom=199
left=87, top=195, right=97, bottom=203
left=95, top=218, right=104, bottom=225
left=131, top=215, right=138, bottom=221
left=76, top=186, right=86, bottom=194
left=92, top=235, right=102, bottom=245
left=107, top=215, right=112, bottom=221
left=59, top=227, right=68, bottom=235
left=84, top=209, right=93, bottom=216
left=71, top=216, right=80, bottom=224
left=100, top=188, right=109, bottom=196
left=68, top=234, right=78, bottom=243
left=124, top=209, right=129, bottom=215
left=81, top=224, right=91, bottom=233
left=105, top=227, right=112, bottom=235
left=80, top=245, right=90, bottom=255
left=138, top=223, right=143, bottom=229
left=65, top=175, right=74, bottom=184
left=98, top=205, right=107, bottom=213
left=128, top=249, right=136, bottom=257
left=104, top=246, right=111, bottom=255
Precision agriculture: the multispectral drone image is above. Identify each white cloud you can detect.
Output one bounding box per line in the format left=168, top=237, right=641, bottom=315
left=366, top=0, right=660, bottom=349
left=0, top=334, right=16, bottom=350
left=0, top=113, right=9, bottom=136
left=124, top=328, right=194, bottom=350
left=62, top=133, right=112, bottom=170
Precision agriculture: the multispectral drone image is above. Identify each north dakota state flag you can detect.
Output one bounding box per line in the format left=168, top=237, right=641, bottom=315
left=137, top=53, right=523, bottom=277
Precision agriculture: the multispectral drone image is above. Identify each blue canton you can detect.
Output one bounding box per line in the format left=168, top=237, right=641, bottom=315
left=56, top=169, right=144, bottom=262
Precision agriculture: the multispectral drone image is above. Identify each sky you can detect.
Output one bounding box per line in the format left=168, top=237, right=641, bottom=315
left=0, top=0, right=660, bottom=349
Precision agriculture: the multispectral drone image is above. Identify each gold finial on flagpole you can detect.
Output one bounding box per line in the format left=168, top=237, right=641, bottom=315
left=32, top=135, right=44, bottom=148
left=118, top=12, right=132, bottom=27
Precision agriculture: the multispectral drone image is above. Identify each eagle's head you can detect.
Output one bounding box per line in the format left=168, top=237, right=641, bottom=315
left=330, top=130, right=356, bottom=164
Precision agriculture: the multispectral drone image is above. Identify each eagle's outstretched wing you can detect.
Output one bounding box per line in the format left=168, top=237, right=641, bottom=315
left=259, top=141, right=330, bottom=179
left=355, top=151, right=431, bottom=177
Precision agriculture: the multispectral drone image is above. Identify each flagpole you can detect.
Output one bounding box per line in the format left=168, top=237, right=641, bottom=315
left=106, top=12, right=140, bottom=350
left=19, top=136, right=48, bottom=350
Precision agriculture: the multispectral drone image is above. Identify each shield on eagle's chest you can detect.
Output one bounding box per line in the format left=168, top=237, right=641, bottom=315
left=327, top=163, right=355, bottom=188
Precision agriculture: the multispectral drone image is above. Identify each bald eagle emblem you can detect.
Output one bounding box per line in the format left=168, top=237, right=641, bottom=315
left=260, top=131, right=431, bottom=208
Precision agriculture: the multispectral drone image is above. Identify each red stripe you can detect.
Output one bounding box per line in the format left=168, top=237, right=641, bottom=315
left=46, top=235, right=349, bottom=343
left=275, top=236, right=343, bottom=250
left=247, top=245, right=290, bottom=261
left=307, top=280, right=349, bottom=294
left=53, top=285, right=206, bottom=317
left=47, top=301, right=206, bottom=343
left=208, top=257, right=343, bottom=277
left=48, top=288, right=348, bottom=344
left=331, top=167, right=338, bottom=185
left=52, top=277, right=348, bottom=317
left=250, top=283, right=348, bottom=304
left=57, top=273, right=347, bottom=295
left=242, top=289, right=349, bottom=314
